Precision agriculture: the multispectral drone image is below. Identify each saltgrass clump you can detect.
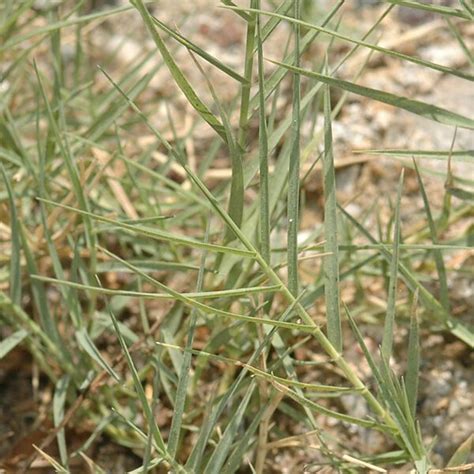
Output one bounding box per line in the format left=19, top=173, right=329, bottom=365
left=0, top=0, right=473, bottom=472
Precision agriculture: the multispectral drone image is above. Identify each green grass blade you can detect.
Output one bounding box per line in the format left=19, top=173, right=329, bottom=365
left=0, top=2, right=146, bottom=52
left=130, top=0, right=227, bottom=142
left=355, top=149, right=474, bottom=162
left=225, top=5, right=474, bottom=81
left=0, top=329, right=28, bottom=358
left=0, top=0, right=35, bottom=37
left=0, top=292, right=66, bottom=375
left=184, top=386, right=219, bottom=471
left=150, top=15, right=247, bottom=83
left=287, top=0, right=301, bottom=296
left=120, top=156, right=212, bottom=210
left=246, top=0, right=357, bottom=115
left=222, top=403, right=268, bottom=474
left=1, top=110, right=33, bottom=174
left=322, top=79, right=342, bottom=352
left=413, top=159, right=450, bottom=311
left=32, top=275, right=280, bottom=301
left=33, top=62, right=97, bottom=271
left=257, top=5, right=270, bottom=264
left=339, top=205, right=474, bottom=347
left=75, top=328, right=120, bottom=382
left=446, top=18, right=474, bottom=65
left=256, top=0, right=293, bottom=49
left=405, top=290, right=420, bottom=419
left=241, top=363, right=357, bottom=394
left=270, top=381, right=389, bottom=431
left=37, top=198, right=254, bottom=258
left=446, top=186, right=474, bottom=201
left=220, top=0, right=251, bottom=21
left=387, top=0, right=472, bottom=20
left=83, top=69, right=158, bottom=149
left=459, top=0, right=474, bottom=17
left=205, top=385, right=255, bottom=473
left=167, top=222, right=209, bottom=457
left=38, top=204, right=82, bottom=328
left=378, top=357, right=426, bottom=461
left=269, top=60, right=474, bottom=130
left=337, top=243, right=470, bottom=251
left=188, top=51, right=244, bottom=233
left=18, top=223, right=62, bottom=347
left=382, top=170, right=404, bottom=361
left=106, top=305, right=170, bottom=462
left=1, top=164, right=21, bottom=305
left=99, top=247, right=316, bottom=334
left=71, top=414, right=116, bottom=459
left=53, top=375, right=70, bottom=466
left=344, top=302, right=384, bottom=386
left=367, top=157, right=474, bottom=188
left=237, top=0, right=257, bottom=148
left=447, top=434, right=473, bottom=469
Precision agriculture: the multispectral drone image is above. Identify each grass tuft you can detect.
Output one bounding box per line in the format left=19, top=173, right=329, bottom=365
left=1, top=1, right=472, bottom=472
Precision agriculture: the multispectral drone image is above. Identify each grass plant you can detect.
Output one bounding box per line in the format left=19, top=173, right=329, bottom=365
left=0, top=0, right=473, bottom=472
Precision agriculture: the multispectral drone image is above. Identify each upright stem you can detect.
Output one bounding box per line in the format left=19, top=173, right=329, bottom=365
left=287, top=0, right=301, bottom=296
left=238, top=0, right=258, bottom=148
left=257, top=2, right=270, bottom=264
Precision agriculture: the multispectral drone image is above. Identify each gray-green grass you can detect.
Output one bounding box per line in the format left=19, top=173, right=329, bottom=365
left=0, top=0, right=473, bottom=472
